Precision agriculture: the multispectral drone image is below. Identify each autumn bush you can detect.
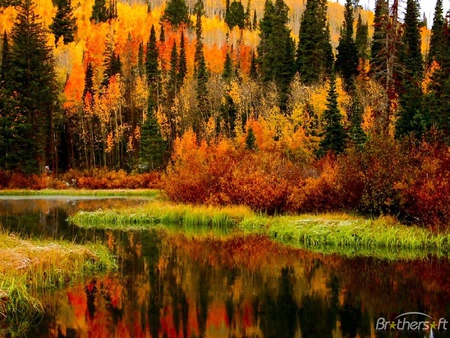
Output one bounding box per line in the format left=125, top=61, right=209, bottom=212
left=163, top=130, right=300, bottom=213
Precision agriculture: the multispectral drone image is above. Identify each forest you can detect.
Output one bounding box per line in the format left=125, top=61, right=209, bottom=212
left=0, top=0, right=450, bottom=228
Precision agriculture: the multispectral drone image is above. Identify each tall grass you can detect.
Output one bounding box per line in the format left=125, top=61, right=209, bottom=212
left=0, top=232, right=117, bottom=336
left=70, top=202, right=254, bottom=232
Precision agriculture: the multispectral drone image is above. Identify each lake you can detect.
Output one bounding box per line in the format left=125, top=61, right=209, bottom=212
left=0, top=197, right=449, bottom=337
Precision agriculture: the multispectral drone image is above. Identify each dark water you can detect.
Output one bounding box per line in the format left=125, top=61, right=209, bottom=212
left=1, top=198, right=450, bottom=338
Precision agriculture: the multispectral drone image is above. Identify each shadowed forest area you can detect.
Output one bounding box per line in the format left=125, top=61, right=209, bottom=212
left=1, top=0, right=450, bottom=228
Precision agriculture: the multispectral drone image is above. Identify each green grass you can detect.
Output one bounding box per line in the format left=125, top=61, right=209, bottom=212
left=0, top=232, right=117, bottom=336
left=0, top=189, right=161, bottom=198
left=70, top=202, right=254, bottom=232
left=70, top=202, right=450, bottom=258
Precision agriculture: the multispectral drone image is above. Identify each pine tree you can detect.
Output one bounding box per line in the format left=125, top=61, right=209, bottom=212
left=244, top=0, right=251, bottom=29
left=257, top=0, right=295, bottom=111
left=90, top=0, right=108, bottom=23
left=245, top=127, right=257, bottom=150
left=396, top=0, right=424, bottom=138
left=108, top=0, right=117, bottom=20
left=168, top=41, right=178, bottom=98
left=319, top=71, right=346, bottom=155
left=161, top=0, right=191, bottom=27
left=348, top=98, right=366, bottom=148
left=146, top=25, right=160, bottom=111
left=222, top=48, right=233, bottom=81
left=137, top=42, right=144, bottom=77
left=1, top=0, right=58, bottom=173
left=428, top=0, right=445, bottom=66
left=178, top=31, right=187, bottom=85
left=226, top=1, right=245, bottom=30
left=252, top=9, right=257, bottom=30
left=336, top=0, right=359, bottom=92
left=355, top=14, right=369, bottom=61
left=296, top=0, right=333, bottom=85
left=159, top=24, right=165, bottom=43
left=101, top=35, right=121, bottom=88
left=82, top=62, right=94, bottom=102
left=0, top=32, right=11, bottom=88
left=194, top=0, right=209, bottom=134
left=49, top=0, right=77, bottom=45
left=139, top=109, right=166, bottom=171
left=249, top=49, right=257, bottom=79
left=370, top=0, right=388, bottom=75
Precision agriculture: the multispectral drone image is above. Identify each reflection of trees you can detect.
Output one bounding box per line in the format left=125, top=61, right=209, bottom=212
left=29, top=230, right=450, bottom=337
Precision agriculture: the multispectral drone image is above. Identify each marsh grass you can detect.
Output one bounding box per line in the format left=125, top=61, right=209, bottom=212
left=0, top=189, right=161, bottom=198
left=0, top=232, right=117, bottom=336
left=71, top=202, right=254, bottom=232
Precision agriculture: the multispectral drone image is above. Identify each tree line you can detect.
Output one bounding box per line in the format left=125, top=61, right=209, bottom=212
left=0, top=0, right=449, bottom=175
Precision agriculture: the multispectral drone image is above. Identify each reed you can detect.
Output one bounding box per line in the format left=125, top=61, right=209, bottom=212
left=70, top=202, right=254, bottom=231
left=0, top=232, right=117, bottom=336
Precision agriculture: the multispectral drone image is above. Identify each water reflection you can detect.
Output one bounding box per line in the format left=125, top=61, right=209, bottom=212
left=0, top=199, right=450, bottom=337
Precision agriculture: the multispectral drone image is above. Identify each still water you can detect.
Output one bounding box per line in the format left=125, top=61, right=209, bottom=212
left=0, top=197, right=449, bottom=338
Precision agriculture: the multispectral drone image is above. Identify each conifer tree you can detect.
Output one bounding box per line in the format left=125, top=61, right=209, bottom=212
left=194, top=0, right=209, bottom=134
left=336, top=0, right=359, bottom=92
left=355, top=14, right=369, bottom=61
left=137, top=42, right=144, bottom=77
left=244, top=0, right=251, bottom=29
left=82, top=62, right=94, bottom=102
left=108, top=0, right=117, bottom=20
left=90, top=0, right=108, bottom=23
left=161, top=0, right=191, bottom=27
left=226, top=1, right=245, bottom=30
left=222, top=48, right=233, bottom=81
left=101, top=35, right=121, bottom=88
left=1, top=0, right=58, bottom=173
left=296, top=0, right=333, bottom=84
left=168, top=41, right=178, bottom=98
left=139, top=109, right=166, bottom=170
left=249, top=49, right=257, bottom=79
left=178, top=31, right=187, bottom=85
left=159, top=24, right=165, bottom=43
left=428, top=0, right=445, bottom=66
left=349, top=98, right=366, bottom=148
left=396, top=0, right=424, bottom=138
left=245, top=127, right=257, bottom=150
left=370, top=0, right=388, bottom=75
left=252, top=9, right=257, bottom=30
left=0, top=32, right=11, bottom=88
left=50, top=0, right=77, bottom=45
left=319, top=71, right=346, bottom=155
left=146, top=25, right=160, bottom=111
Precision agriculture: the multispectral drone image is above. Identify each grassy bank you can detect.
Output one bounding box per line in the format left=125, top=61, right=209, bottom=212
left=0, top=189, right=161, bottom=197
left=70, top=203, right=450, bottom=257
left=0, top=232, right=117, bottom=336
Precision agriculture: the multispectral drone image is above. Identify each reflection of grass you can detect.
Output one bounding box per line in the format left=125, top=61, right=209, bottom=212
left=71, top=202, right=253, bottom=231
left=71, top=204, right=450, bottom=259
left=0, top=232, right=116, bottom=336
left=0, top=189, right=161, bottom=197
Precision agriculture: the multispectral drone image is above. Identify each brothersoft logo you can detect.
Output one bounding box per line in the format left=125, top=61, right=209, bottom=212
left=376, top=312, right=448, bottom=331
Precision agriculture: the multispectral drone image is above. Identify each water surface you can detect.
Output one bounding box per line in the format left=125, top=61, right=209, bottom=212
left=1, top=198, right=449, bottom=338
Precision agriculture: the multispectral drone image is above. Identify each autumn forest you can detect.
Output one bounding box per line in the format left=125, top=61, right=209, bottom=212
left=0, top=0, right=450, bottom=228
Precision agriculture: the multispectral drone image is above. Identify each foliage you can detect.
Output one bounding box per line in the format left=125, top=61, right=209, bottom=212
left=49, top=0, right=77, bottom=45
left=161, top=0, right=191, bottom=27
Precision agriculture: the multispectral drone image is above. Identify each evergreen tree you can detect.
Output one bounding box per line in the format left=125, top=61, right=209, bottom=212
left=194, top=0, right=209, bottom=134
left=319, top=72, right=346, bottom=155
left=168, top=41, right=178, bottom=98
left=178, top=31, right=187, bottom=85
left=245, top=127, right=257, bottom=150
left=396, top=0, right=424, bottom=138
left=336, top=0, right=359, bottom=92
left=257, top=0, right=295, bottom=111
left=348, top=98, right=366, bottom=148
left=101, top=35, right=121, bottom=88
left=355, top=14, right=369, bottom=60
left=139, top=109, right=166, bottom=170
left=161, top=0, right=191, bottom=27
left=244, top=0, right=251, bottom=29
left=137, top=42, right=144, bottom=77
left=428, top=0, right=445, bottom=66
left=0, top=32, right=11, bottom=88
left=370, top=0, right=388, bottom=75
left=49, top=0, right=77, bottom=45
left=222, top=48, right=233, bottom=81
left=226, top=1, right=245, bottom=30
left=146, top=25, right=160, bottom=110
left=249, top=49, right=257, bottom=79
left=252, top=9, right=257, bottom=30
left=0, top=0, right=58, bottom=173
left=82, top=62, right=94, bottom=102
left=90, top=0, right=108, bottom=23
left=159, top=24, right=165, bottom=43
left=296, top=0, right=333, bottom=84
